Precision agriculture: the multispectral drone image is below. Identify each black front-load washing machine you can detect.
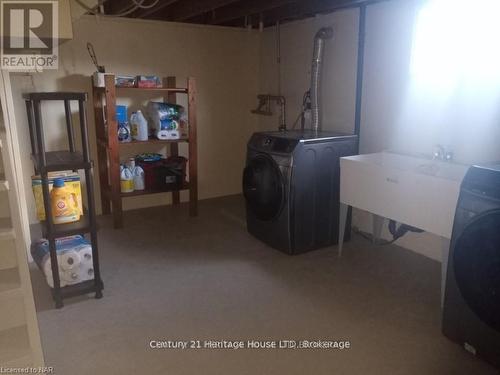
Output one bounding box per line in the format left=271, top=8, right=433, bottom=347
left=243, top=130, right=357, bottom=254
left=443, top=165, right=500, bottom=368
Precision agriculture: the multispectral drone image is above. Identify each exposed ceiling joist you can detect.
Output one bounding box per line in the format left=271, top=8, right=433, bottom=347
left=102, top=0, right=382, bottom=28
left=207, top=0, right=297, bottom=25
left=103, top=0, right=179, bottom=17
left=259, top=0, right=378, bottom=26
left=291, top=0, right=381, bottom=14
left=103, top=0, right=131, bottom=14
left=162, top=0, right=242, bottom=22
left=133, top=0, right=180, bottom=19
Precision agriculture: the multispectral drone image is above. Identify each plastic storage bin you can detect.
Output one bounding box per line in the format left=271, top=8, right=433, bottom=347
left=136, top=156, right=187, bottom=190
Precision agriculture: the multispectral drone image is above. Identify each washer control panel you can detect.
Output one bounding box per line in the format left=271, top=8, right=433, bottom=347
left=249, top=133, right=298, bottom=154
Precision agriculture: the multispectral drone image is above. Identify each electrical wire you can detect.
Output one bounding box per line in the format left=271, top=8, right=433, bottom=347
left=352, top=227, right=399, bottom=246
left=292, top=90, right=311, bottom=129
left=131, top=0, right=160, bottom=9
left=74, top=0, right=107, bottom=14
left=74, top=0, right=156, bottom=17
left=352, top=220, right=425, bottom=246
left=291, top=111, right=303, bottom=130
left=87, top=42, right=105, bottom=72
left=276, top=21, right=281, bottom=97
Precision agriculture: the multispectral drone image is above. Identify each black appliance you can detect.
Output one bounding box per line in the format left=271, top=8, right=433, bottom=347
left=443, top=165, right=500, bottom=368
left=243, top=130, right=357, bottom=254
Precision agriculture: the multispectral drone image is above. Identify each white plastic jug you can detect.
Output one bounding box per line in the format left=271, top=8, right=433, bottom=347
left=129, top=158, right=145, bottom=191
left=120, top=164, right=134, bottom=193
left=130, top=110, right=149, bottom=141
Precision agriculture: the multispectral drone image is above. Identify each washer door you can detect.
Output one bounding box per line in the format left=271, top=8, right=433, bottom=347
left=243, top=154, right=284, bottom=221
left=454, top=210, right=500, bottom=332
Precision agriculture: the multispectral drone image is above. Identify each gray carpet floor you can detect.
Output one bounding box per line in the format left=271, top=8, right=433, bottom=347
left=30, top=195, right=497, bottom=374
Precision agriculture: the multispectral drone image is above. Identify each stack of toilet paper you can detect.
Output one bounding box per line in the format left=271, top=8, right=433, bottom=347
left=31, top=235, right=94, bottom=288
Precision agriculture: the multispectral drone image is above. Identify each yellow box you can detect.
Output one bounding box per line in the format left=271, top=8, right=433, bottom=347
left=32, top=172, right=83, bottom=221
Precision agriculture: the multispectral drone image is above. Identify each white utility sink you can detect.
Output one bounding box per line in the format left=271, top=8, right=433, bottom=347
left=348, top=152, right=466, bottom=181
left=338, top=151, right=470, bottom=307
left=339, top=151, right=469, bottom=240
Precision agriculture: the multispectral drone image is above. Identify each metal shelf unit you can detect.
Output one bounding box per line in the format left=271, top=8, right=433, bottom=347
left=24, top=92, right=103, bottom=309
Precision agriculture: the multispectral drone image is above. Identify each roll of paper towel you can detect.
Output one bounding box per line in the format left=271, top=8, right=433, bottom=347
left=59, top=250, right=81, bottom=271
left=79, top=265, right=94, bottom=282
left=79, top=247, right=94, bottom=282
left=61, top=270, right=80, bottom=284
left=44, top=269, right=67, bottom=288
left=79, top=247, right=93, bottom=265
left=62, top=266, right=93, bottom=285
left=40, top=255, right=81, bottom=287
left=31, top=235, right=94, bottom=288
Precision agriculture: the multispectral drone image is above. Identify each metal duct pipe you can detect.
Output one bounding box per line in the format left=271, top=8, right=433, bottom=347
left=310, top=27, right=333, bottom=132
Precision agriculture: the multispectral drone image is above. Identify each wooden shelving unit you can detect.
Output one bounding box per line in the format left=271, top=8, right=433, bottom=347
left=24, top=92, right=104, bottom=309
left=92, top=75, right=198, bottom=229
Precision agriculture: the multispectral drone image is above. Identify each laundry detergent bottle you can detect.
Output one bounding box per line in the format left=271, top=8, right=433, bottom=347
left=129, top=158, right=145, bottom=191
left=120, top=164, right=134, bottom=193
left=50, top=178, right=80, bottom=224
left=116, top=105, right=131, bottom=143
left=130, top=110, right=148, bottom=141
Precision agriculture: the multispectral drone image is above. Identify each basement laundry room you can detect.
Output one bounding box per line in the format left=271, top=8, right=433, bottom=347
left=0, top=0, right=499, bottom=373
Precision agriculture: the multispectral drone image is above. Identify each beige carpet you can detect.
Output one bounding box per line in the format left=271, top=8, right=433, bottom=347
left=30, top=195, right=497, bottom=375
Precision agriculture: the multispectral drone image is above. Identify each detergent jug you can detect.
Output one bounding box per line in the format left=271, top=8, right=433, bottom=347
left=130, top=110, right=149, bottom=141
left=50, top=178, right=80, bottom=224
left=120, top=164, right=134, bottom=193
left=128, top=158, right=145, bottom=191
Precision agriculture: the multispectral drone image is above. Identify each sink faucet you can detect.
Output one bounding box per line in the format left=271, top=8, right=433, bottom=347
left=433, top=145, right=453, bottom=161
left=433, top=145, right=445, bottom=160
left=444, top=150, right=453, bottom=161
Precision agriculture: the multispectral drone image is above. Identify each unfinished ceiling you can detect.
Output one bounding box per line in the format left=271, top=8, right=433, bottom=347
left=102, top=0, right=381, bottom=28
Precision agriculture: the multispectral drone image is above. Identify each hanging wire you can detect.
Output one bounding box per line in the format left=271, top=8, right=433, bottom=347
left=74, top=0, right=159, bottom=17
left=276, top=21, right=281, bottom=96
left=131, top=0, right=160, bottom=9
left=292, top=91, right=311, bottom=130
left=74, top=0, right=106, bottom=14
left=87, top=42, right=105, bottom=72
left=291, top=111, right=303, bottom=130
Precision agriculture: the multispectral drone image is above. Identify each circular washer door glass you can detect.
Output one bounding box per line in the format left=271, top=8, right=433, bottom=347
left=243, top=154, right=284, bottom=221
left=454, top=210, right=500, bottom=332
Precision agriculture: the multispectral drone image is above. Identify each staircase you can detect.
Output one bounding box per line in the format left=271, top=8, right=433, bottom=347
left=0, top=73, right=44, bottom=366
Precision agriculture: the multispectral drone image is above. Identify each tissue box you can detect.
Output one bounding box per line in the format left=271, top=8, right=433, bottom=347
left=115, top=75, right=136, bottom=88
left=137, top=75, right=161, bottom=88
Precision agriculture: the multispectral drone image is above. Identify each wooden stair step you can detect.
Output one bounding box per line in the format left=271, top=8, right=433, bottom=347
left=0, top=325, right=32, bottom=367
left=0, top=267, right=21, bottom=295
left=0, top=226, right=15, bottom=241
left=4, top=352, right=32, bottom=367
left=0, top=267, right=26, bottom=332
left=0, top=217, right=15, bottom=241
left=0, top=238, right=17, bottom=270
left=0, top=289, right=25, bottom=331
left=0, top=174, right=8, bottom=192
